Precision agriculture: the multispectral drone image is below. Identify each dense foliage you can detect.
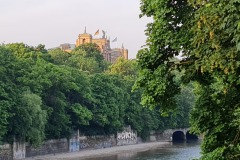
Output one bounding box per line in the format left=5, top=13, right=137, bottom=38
left=0, top=42, right=193, bottom=146
left=136, top=0, right=240, bottom=159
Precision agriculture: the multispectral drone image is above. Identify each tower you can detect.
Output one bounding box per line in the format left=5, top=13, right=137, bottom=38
left=123, top=49, right=128, bottom=60
left=76, top=27, right=92, bottom=47
left=121, top=44, right=128, bottom=60
left=73, top=28, right=128, bottom=63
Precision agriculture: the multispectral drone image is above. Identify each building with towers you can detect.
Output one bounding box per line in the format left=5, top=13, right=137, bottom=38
left=58, top=28, right=128, bottom=63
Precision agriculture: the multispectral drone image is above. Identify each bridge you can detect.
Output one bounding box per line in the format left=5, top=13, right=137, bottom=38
left=149, top=128, right=200, bottom=142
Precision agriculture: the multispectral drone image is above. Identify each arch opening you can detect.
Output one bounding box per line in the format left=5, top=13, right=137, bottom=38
left=82, top=38, right=86, bottom=44
left=172, top=131, right=185, bottom=142
left=186, top=131, right=198, bottom=141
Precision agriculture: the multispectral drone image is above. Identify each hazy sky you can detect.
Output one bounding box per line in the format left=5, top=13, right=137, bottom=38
left=0, top=0, right=151, bottom=59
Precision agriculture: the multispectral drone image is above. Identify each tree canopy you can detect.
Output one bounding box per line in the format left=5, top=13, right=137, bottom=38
left=0, top=41, right=194, bottom=148
left=136, top=0, right=240, bottom=159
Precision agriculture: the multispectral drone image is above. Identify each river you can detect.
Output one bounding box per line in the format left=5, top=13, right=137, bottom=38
left=82, top=141, right=201, bottom=160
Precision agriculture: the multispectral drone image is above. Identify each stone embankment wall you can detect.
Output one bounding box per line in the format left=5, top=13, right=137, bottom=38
left=69, top=134, right=116, bottom=152
left=0, top=126, right=138, bottom=159
left=0, top=144, right=12, bottom=160
left=80, top=135, right=116, bottom=149
left=149, top=130, right=171, bottom=141
left=148, top=128, right=199, bottom=142
left=117, top=126, right=137, bottom=146
left=26, top=139, right=68, bottom=157
left=13, top=141, right=25, bottom=159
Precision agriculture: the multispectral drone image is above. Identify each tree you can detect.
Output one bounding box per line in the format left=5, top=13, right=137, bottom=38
left=10, top=91, right=47, bottom=146
left=5, top=43, right=34, bottom=58
left=70, top=103, right=93, bottom=127
left=68, top=54, right=102, bottom=74
left=71, top=43, right=109, bottom=73
left=82, top=74, right=127, bottom=135
left=186, top=1, right=240, bottom=158
left=72, top=43, right=102, bottom=59
left=108, top=57, right=138, bottom=78
left=135, top=0, right=193, bottom=112
left=172, top=69, right=195, bottom=128
left=108, top=57, right=166, bottom=139
left=0, top=45, right=48, bottom=146
left=5, top=43, right=50, bottom=61
left=0, top=46, right=15, bottom=142
left=137, top=0, right=240, bottom=159
left=48, top=48, right=71, bottom=65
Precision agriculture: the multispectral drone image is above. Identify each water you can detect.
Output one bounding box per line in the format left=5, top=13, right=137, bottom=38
left=83, top=141, right=201, bottom=160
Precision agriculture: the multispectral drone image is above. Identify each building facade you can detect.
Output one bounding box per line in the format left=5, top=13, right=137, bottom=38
left=55, top=29, right=128, bottom=63
left=75, top=29, right=128, bottom=63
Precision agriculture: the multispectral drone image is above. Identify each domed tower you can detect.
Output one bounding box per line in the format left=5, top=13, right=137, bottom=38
left=76, top=27, right=92, bottom=47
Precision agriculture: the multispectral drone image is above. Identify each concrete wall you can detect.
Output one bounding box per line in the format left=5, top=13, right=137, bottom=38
left=69, top=137, right=80, bottom=152
left=78, top=135, right=116, bottom=150
left=26, top=139, right=68, bottom=157
left=148, top=128, right=191, bottom=142
left=0, top=126, right=147, bottom=159
left=69, top=126, right=137, bottom=151
left=13, top=141, right=25, bottom=159
left=117, top=126, right=137, bottom=146
left=0, top=144, right=12, bottom=160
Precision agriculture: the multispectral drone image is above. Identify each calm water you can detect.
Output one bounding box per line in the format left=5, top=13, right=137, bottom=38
left=82, top=141, right=201, bottom=160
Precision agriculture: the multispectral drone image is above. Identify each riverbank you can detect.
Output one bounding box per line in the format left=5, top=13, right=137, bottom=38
left=24, top=141, right=170, bottom=160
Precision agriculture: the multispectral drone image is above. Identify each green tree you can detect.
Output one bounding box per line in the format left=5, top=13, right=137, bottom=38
left=5, top=43, right=34, bottom=58
left=6, top=43, right=50, bottom=61
left=135, top=0, right=193, bottom=112
left=137, top=0, right=240, bottom=159
left=63, top=68, right=93, bottom=131
left=71, top=43, right=109, bottom=73
left=109, top=57, right=167, bottom=139
left=82, top=74, right=127, bottom=135
left=174, top=83, right=194, bottom=128
left=72, top=43, right=102, bottom=61
left=5, top=43, right=95, bottom=140
left=0, top=45, right=48, bottom=146
left=41, top=64, right=93, bottom=139
left=35, top=44, right=47, bottom=54
left=108, top=57, right=138, bottom=78
left=0, top=46, right=15, bottom=141
left=48, top=48, right=71, bottom=65
left=10, top=91, right=47, bottom=146
left=172, top=69, right=195, bottom=128
left=70, top=103, right=93, bottom=126
left=68, top=54, right=102, bottom=74
left=186, top=1, right=240, bottom=159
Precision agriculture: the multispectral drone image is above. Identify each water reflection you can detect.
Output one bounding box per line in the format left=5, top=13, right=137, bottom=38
left=78, top=141, right=201, bottom=160
left=117, top=152, right=138, bottom=159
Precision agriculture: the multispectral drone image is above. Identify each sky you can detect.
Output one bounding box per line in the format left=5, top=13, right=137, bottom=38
left=0, top=0, right=152, bottom=59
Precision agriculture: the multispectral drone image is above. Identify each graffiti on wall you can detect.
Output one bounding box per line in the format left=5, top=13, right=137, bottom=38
left=117, top=126, right=137, bottom=145
left=69, top=138, right=80, bottom=152
left=13, top=142, right=25, bottom=159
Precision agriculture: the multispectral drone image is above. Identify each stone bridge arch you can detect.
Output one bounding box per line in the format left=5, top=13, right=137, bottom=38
left=149, top=128, right=201, bottom=142
left=172, top=131, right=185, bottom=141
left=162, top=128, right=188, bottom=141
